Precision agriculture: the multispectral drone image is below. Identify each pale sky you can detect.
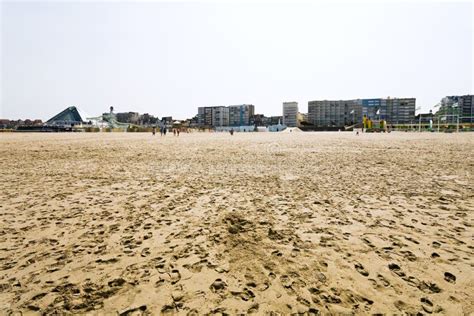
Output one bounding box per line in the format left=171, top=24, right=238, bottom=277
left=1, top=1, right=473, bottom=120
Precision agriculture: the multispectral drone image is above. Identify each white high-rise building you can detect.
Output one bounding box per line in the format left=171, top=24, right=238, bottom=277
left=211, top=106, right=229, bottom=127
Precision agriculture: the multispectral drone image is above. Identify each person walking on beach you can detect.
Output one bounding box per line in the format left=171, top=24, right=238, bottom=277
left=152, top=126, right=156, bottom=136
left=177, top=129, right=180, bottom=136
left=173, top=129, right=176, bottom=136
left=160, top=127, right=163, bottom=136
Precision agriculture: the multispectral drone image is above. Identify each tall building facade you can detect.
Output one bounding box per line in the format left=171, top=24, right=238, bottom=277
left=197, top=107, right=213, bottom=126
left=308, top=100, right=362, bottom=127
left=459, top=95, right=474, bottom=123
left=362, top=98, right=416, bottom=124
left=197, top=104, right=254, bottom=127
left=436, top=95, right=473, bottom=123
left=308, top=97, right=416, bottom=127
left=282, top=102, right=298, bottom=127
left=361, top=99, right=382, bottom=121
left=385, top=98, right=416, bottom=124
left=229, top=104, right=255, bottom=126
left=212, top=106, right=229, bottom=127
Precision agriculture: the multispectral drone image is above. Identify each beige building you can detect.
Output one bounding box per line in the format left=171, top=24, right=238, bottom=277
left=297, top=112, right=308, bottom=126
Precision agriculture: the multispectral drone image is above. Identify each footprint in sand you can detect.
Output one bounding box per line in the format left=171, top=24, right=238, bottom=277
left=361, top=237, right=376, bottom=249
left=404, top=275, right=421, bottom=288
left=421, top=297, right=433, bottom=313
left=354, top=262, right=369, bottom=277
left=444, top=272, right=456, bottom=284
left=231, top=288, right=255, bottom=301
left=314, top=272, right=326, bottom=283
left=247, top=303, right=259, bottom=313
left=143, top=232, right=153, bottom=240
left=153, top=260, right=167, bottom=273
left=400, top=250, right=417, bottom=262
left=297, top=295, right=312, bottom=307
left=377, top=274, right=391, bottom=287
left=160, top=303, right=176, bottom=314
left=169, top=269, right=181, bottom=284
left=271, top=250, right=283, bottom=257
left=119, top=304, right=147, bottom=316
left=291, top=248, right=300, bottom=257
left=140, top=248, right=150, bottom=257
left=31, top=292, right=47, bottom=301
left=186, top=309, right=199, bottom=316
left=418, top=281, right=442, bottom=294
left=388, top=263, right=406, bottom=277
left=155, top=277, right=166, bottom=288
left=394, top=300, right=418, bottom=314
left=210, top=279, right=227, bottom=293
left=280, top=275, right=293, bottom=288
left=108, top=278, right=126, bottom=287
left=308, top=287, right=321, bottom=296
left=257, top=281, right=270, bottom=292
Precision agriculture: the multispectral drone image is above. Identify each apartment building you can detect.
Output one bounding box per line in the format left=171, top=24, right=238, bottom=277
left=197, top=107, right=213, bottom=126
left=228, top=104, right=255, bottom=126
left=458, top=95, right=474, bottom=123
left=382, top=98, right=416, bottom=124
left=212, top=106, right=229, bottom=127
left=308, top=100, right=362, bottom=127
left=197, top=104, right=254, bottom=127
left=308, top=97, right=416, bottom=128
left=437, top=95, right=473, bottom=123
left=361, top=98, right=416, bottom=124
left=282, top=102, right=298, bottom=127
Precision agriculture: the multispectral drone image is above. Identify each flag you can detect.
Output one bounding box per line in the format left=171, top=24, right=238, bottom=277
left=376, top=109, right=380, bottom=115
left=350, top=109, right=354, bottom=114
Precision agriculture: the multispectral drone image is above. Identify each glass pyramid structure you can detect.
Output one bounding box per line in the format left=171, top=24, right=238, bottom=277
left=46, top=106, right=87, bottom=126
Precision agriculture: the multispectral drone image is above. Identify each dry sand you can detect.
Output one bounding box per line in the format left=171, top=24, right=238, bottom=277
left=0, top=132, right=473, bottom=315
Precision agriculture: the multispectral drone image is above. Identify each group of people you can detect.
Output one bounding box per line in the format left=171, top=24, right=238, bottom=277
left=152, top=127, right=180, bottom=136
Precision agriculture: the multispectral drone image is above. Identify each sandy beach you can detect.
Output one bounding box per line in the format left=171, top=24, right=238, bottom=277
left=0, top=132, right=473, bottom=315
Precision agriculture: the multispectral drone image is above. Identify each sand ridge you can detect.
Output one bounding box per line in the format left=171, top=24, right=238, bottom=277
left=0, top=132, right=473, bottom=314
